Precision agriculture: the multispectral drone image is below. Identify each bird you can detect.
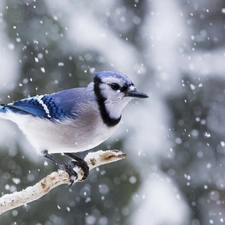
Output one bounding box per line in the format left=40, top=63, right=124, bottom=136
left=0, top=71, right=148, bottom=184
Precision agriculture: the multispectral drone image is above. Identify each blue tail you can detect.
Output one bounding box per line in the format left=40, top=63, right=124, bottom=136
left=0, top=104, right=7, bottom=113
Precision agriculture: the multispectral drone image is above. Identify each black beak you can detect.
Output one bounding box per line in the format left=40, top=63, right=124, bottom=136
left=126, top=88, right=149, bottom=98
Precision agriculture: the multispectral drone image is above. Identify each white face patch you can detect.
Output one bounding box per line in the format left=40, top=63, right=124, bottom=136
left=97, top=75, right=135, bottom=119
left=129, top=85, right=136, bottom=91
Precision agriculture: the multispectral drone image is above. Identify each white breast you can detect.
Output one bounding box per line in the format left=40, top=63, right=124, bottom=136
left=0, top=103, right=119, bottom=154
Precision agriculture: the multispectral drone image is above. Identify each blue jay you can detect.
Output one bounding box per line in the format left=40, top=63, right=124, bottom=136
left=0, top=71, right=148, bottom=184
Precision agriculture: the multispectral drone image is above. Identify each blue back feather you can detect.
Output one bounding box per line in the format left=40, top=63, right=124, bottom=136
left=1, top=88, right=88, bottom=121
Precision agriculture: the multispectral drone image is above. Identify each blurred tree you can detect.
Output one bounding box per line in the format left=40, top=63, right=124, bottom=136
left=1, top=0, right=225, bottom=225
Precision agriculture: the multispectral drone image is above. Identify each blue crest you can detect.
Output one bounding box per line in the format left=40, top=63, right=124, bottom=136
left=94, top=71, right=134, bottom=86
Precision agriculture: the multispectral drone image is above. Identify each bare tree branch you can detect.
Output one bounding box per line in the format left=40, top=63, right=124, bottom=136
left=0, top=150, right=126, bottom=215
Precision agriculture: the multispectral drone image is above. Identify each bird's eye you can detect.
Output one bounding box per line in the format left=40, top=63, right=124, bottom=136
left=110, top=83, right=120, bottom=91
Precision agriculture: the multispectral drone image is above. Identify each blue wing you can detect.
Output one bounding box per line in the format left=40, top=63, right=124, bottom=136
left=1, top=88, right=87, bottom=121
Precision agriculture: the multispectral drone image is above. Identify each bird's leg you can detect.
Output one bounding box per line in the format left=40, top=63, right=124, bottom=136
left=41, top=150, right=78, bottom=186
left=63, top=153, right=89, bottom=181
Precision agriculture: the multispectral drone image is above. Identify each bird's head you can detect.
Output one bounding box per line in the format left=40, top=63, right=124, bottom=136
left=93, top=71, right=148, bottom=123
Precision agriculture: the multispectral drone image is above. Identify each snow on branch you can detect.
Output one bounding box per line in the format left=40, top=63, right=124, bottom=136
left=0, top=150, right=126, bottom=215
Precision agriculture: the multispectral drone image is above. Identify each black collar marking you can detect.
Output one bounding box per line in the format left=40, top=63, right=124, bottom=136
left=93, top=76, right=121, bottom=127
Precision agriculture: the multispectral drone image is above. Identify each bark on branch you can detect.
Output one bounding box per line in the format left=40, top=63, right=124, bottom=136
left=0, top=150, right=126, bottom=215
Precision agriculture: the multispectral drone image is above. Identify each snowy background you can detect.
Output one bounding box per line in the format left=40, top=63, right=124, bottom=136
left=0, top=0, right=225, bottom=224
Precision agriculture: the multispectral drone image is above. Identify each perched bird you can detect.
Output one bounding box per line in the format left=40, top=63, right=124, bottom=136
left=0, top=71, right=148, bottom=184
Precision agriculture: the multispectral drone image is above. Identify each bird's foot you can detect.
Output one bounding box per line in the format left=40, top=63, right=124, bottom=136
left=64, top=153, right=89, bottom=181
left=59, top=162, right=78, bottom=186
left=42, top=150, right=89, bottom=186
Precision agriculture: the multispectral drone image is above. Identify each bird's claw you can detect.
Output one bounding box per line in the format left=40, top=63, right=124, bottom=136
left=70, top=159, right=89, bottom=181
left=43, top=150, right=89, bottom=186
left=59, top=163, right=78, bottom=186
left=60, top=159, right=89, bottom=186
